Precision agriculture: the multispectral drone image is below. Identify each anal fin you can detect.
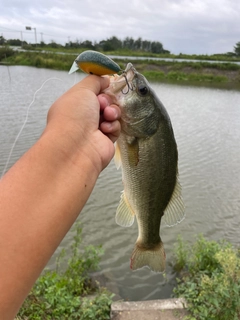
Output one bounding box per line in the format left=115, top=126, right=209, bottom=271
left=116, top=191, right=135, bottom=227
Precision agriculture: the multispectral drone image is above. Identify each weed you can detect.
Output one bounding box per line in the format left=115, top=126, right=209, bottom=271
left=17, top=222, right=114, bottom=319
left=173, top=235, right=240, bottom=320
left=142, top=70, right=165, bottom=81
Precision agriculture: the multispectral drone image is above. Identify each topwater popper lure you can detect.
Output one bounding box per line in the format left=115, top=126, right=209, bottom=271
left=69, top=50, right=122, bottom=76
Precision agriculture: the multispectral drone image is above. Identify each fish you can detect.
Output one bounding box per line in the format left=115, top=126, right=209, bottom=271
left=69, top=50, right=122, bottom=75
left=104, top=63, right=185, bottom=272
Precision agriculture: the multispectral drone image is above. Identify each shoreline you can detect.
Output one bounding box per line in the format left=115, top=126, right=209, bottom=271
left=1, top=49, right=240, bottom=90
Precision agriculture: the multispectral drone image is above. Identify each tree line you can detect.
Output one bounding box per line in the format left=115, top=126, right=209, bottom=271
left=67, top=36, right=170, bottom=54
left=0, top=35, right=169, bottom=54
left=1, top=34, right=240, bottom=56
left=234, top=42, right=240, bottom=56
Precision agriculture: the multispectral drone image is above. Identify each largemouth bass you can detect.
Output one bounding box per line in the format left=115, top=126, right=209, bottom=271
left=104, top=64, right=184, bottom=272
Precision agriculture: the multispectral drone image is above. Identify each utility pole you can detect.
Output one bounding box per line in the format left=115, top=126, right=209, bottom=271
left=20, top=31, right=23, bottom=47
left=33, top=28, right=37, bottom=46
left=25, top=26, right=37, bottom=46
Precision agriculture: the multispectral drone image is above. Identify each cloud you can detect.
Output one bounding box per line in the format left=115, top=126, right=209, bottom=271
left=1, top=0, right=239, bottom=54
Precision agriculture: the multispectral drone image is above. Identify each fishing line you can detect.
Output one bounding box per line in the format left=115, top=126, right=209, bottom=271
left=1, top=77, right=64, bottom=178
left=6, top=65, right=11, bottom=83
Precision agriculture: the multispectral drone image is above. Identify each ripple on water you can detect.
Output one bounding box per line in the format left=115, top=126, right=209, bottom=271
left=1, top=66, right=240, bottom=300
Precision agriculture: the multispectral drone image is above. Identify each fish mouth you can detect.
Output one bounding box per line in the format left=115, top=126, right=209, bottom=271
left=108, top=63, right=136, bottom=95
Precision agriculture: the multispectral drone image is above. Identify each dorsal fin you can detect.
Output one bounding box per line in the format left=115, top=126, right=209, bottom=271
left=162, top=175, right=185, bottom=227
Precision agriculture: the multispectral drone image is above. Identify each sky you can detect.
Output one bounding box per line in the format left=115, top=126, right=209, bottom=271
left=0, top=0, right=239, bottom=55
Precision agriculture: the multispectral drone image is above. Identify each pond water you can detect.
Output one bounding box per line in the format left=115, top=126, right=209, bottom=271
left=1, top=65, right=240, bottom=301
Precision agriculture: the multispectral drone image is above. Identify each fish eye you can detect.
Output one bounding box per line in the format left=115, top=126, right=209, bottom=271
left=137, top=84, right=149, bottom=96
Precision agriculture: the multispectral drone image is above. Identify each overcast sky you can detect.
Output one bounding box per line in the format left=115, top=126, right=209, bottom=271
left=1, top=0, right=239, bottom=55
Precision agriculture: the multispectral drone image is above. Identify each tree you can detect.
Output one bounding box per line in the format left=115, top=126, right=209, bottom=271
left=100, top=36, right=122, bottom=51
left=234, top=42, right=240, bottom=56
left=123, top=37, right=135, bottom=50
left=0, top=36, right=6, bottom=45
left=7, top=39, right=22, bottom=46
left=40, top=41, right=46, bottom=47
left=151, top=41, right=164, bottom=54
left=142, top=40, right=151, bottom=52
left=134, top=37, right=142, bottom=50
left=80, top=40, right=94, bottom=49
left=49, top=40, right=59, bottom=48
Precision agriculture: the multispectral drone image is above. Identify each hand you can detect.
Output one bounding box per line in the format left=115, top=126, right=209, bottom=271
left=0, top=75, right=121, bottom=319
left=46, top=75, right=121, bottom=172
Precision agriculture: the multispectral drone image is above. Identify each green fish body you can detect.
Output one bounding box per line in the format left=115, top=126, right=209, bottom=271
left=104, top=64, right=184, bottom=272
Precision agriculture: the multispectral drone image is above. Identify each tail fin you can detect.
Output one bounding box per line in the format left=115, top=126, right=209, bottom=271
left=130, top=241, right=166, bottom=273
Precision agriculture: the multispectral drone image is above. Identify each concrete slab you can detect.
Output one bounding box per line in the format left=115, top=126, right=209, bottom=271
left=111, top=298, right=188, bottom=320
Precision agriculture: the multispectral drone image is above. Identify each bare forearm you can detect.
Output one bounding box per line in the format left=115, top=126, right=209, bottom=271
left=0, top=129, right=99, bottom=319
left=0, top=74, right=121, bottom=319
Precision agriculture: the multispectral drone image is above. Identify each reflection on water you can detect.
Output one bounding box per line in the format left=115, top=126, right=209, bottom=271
left=1, top=66, right=240, bottom=301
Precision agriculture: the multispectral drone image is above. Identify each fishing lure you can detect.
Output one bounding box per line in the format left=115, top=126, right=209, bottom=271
left=69, top=50, right=122, bottom=76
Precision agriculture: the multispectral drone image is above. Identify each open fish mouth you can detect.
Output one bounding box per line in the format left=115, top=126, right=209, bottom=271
left=107, top=63, right=136, bottom=96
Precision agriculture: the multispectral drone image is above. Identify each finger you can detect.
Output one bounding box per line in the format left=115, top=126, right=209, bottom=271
left=98, top=93, right=120, bottom=112
left=99, top=104, right=121, bottom=131
left=69, top=75, right=110, bottom=95
left=100, top=120, right=121, bottom=143
left=98, top=94, right=111, bottom=112
left=98, top=94, right=120, bottom=117
left=102, top=105, right=121, bottom=121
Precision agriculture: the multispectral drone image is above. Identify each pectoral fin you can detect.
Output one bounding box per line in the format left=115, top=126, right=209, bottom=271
left=162, top=175, right=185, bottom=227
left=116, top=191, right=135, bottom=227
left=114, top=142, right=122, bottom=169
left=127, top=137, right=139, bottom=167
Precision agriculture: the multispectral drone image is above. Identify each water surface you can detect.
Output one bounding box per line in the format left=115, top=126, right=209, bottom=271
left=1, top=66, right=239, bottom=301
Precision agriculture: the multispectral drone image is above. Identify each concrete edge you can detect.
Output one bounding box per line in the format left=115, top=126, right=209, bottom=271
left=111, top=298, right=187, bottom=312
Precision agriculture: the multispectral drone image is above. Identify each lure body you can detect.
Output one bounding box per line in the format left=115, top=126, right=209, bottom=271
left=69, top=50, right=122, bottom=75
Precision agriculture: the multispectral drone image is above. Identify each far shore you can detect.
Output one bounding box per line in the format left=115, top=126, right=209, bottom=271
left=1, top=47, right=240, bottom=89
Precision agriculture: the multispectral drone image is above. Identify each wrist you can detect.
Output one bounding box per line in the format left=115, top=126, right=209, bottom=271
left=41, top=124, right=102, bottom=178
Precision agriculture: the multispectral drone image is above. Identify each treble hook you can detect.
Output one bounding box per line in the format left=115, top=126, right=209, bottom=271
left=121, top=73, right=134, bottom=95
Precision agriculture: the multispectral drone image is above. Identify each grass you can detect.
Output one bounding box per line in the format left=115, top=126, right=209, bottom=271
left=16, top=222, right=114, bottom=320
left=173, top=235, right=240, bottom=320
left=18, top=44, right=240, bottom=62
left=14, top=220, right=240, bottom=319
left=1, top=47, right=240, bottom=87
left=143, top=70, right=228, bottom=83
left=4, top=50, right=74, bottom=71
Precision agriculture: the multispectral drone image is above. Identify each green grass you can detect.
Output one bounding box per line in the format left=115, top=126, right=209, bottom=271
left=173, top=235, right=240, bottom=320
left=138, top=59, right=240, bottom=72
left=1, top=47, right=239, bottom=87
left=0, top=46, right=15, bottom=60
left=20, top=45, right=240, bottom=62
left=17, top=222, right=114, bottom=319
left=143, top=70, right=228, bottom=83
left=142, top=70, right=165, bottom=81
left=5, top=51, right=74, bottom=71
